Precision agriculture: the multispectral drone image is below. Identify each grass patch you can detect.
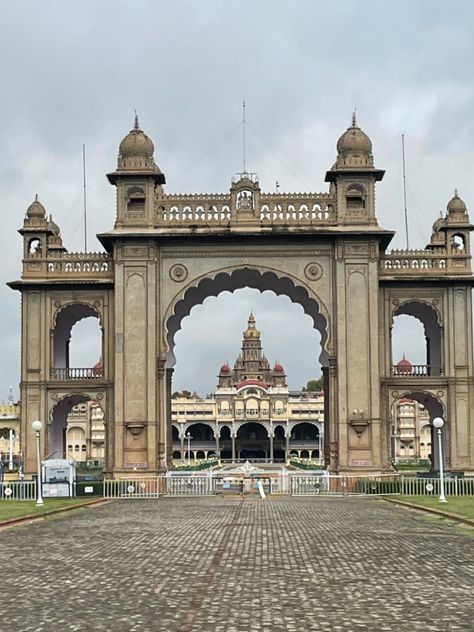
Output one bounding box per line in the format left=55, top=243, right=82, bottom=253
left=0, top=498, right=99, bottom=522
left=397, top=495, right=474, bottom=520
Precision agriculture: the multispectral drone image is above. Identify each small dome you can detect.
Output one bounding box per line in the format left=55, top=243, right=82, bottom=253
left=26, top=195, right=46, bottom=219
left=119, top=115, right=154, bottom=159
left=220, top=363, right=231, bottom=373
left=337, top=113, right=372, bottom=156
left=48, top=215, right=61, bottom=235
left=396, top=355, right=412, bottom=373
left=447, top=190, right=467, bottom=214
left=93, top=359, right=103, bottom=376
left=273, top=362, right=284, bottom=373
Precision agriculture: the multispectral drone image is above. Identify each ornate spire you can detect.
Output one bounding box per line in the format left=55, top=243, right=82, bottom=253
left=134, top=111, right=140, bottom=131
left=352, top=110, right=357, bottom=128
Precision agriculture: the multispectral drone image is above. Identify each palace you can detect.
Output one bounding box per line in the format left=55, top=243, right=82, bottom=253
left=171, top=313, right=324, bottom=463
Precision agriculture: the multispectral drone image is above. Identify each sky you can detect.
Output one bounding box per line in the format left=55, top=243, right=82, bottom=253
left=1, top=0, right=473, bottom=400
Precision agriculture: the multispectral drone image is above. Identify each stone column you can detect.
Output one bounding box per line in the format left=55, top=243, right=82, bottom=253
left=231, top=431, right=236, bottom=462
left=269, top=431, right=274, bottom=463
left=156, top=357, right=166, bottom=472
left=166, top=367, right=174, bottom=467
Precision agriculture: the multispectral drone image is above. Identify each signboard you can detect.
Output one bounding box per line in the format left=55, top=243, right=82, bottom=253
left=42, top=459, right=76, bottom=497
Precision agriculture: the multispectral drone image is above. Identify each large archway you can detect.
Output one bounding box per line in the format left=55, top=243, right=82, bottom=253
left=50, top=395, right=106, bottom=465
left=236, top=422, right=269, bottom=460
left=390, top=391, right=446, bottom=470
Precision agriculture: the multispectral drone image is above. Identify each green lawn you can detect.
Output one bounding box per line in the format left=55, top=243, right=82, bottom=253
left=0, top=498, right=100, bottom=522
left=397, top=495, right=474, bottom=519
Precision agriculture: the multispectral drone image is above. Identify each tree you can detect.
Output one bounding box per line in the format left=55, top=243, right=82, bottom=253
left=303, top=377, right=324, bottom=392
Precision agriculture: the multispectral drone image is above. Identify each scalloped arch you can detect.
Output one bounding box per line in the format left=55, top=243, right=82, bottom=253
left=164, top=266, right=330, bottom=367
left=391, top=390, right=445, bottom=420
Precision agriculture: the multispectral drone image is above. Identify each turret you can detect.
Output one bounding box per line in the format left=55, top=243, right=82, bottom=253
left=107, top=116, right=166, bottom=228
left=325, top=113, right=384, bottom=225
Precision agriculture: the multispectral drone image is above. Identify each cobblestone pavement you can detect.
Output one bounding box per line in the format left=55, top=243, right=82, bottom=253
left=0, top=497, right=473, bottom=631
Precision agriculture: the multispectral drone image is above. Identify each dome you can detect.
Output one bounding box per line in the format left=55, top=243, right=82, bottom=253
left=220, top=363, right=231, bottom=373
left=273, top=362, right=284, bottom=373
left=119, top=115, right=154, bottom=159
left=336, top=113, right=372, bottom=156
left=48, top=215, right=61, bottom=235
left=396, top=355, right=412, bottom=373
left=26, top=195, right=46, bottom=219
left=447, top=190, right=467, bottom=214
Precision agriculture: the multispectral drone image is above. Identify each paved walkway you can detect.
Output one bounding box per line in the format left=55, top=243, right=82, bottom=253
left=0, top=497, right=473, bottom=631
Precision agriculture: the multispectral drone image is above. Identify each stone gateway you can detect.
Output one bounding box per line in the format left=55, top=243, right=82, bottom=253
left=9, top=115, right=474, bottom=477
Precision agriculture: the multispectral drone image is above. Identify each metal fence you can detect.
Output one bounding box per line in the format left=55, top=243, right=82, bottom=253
left=399, top=476, right=474, bottom=496
left=0, top=480, right=36, bottom=500
left=55, top=473, right=474, bottom=500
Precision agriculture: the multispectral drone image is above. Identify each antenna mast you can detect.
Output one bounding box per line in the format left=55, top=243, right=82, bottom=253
left=402, top=134, right=409, bottom=250
left=83, top=144, right=88, bottom=252
left=242, top=100, right=246, bottom=174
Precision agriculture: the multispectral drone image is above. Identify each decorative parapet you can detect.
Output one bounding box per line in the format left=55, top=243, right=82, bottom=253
left=22, top=251, right=113, bottom=281
left=380, top=248, right=471, bottom=276
left=154, top=191, right=336, bottom=226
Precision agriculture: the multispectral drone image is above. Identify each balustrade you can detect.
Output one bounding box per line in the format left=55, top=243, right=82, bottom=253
left=53, top=367, right=104, bottom=380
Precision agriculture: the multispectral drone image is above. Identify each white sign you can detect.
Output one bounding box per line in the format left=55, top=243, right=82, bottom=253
left=84, top=486, right=94, bottom=494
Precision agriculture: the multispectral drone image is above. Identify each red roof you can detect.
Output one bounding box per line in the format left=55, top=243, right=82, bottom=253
left=274, top=362, right=284, bottom=373
left=235, top=379, right=269, bottom=391
left=397, top=356, right=412, bottom=370
left=220, top=363, right=231, bottom=373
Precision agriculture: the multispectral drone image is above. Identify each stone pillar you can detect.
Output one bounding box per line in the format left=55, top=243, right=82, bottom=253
left=180, top=433, right=185, bottom=460
left=166, top=367, right=174, bottom=467
left=231, top=431, right=236, bottom=462
left=156, top=358, right=166, bottom=472
left=269, top=431, right=274, bottom=463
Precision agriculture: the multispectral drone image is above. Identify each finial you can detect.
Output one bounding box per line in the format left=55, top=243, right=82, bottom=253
left=134, top=111, right=139, bottom=130
left=35, top=193, right=38, bottom=202
left=454, top=188, right=458, bottom=197
left=352, top=109, right=357, bottom=127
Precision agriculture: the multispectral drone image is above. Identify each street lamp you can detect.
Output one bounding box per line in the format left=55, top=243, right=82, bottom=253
left=432, top=417, right=447, bottom=503
left=31, top=420, right=44, bottom=506
left=186, top=432, right=192, bottom=462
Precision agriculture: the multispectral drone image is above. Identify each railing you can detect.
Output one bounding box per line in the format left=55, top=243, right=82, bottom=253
left=391, top=365, right=432, bottom=377
left=155, top=193, right=337, bottom=226
left=400, top=476, right=474, bottom=496
left=380, top=249, right=471, bottom=276
left=0, top=480, right=36, bottom=500
left=103, top=478, right=163, bottom=499
left=23, top=252, right=113, bottom=279
left=52, top=368, right=104, bottom=380
left=165, top=475, right=215, bottom=496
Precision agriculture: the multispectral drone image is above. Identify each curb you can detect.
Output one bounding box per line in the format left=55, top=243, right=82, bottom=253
left=383, top=497, right=474, bottom=527
left=0, top=498, right=111, bottom=529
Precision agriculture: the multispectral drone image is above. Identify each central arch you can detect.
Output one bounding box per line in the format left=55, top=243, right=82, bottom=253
left=164, top=266, right=330, bottom=367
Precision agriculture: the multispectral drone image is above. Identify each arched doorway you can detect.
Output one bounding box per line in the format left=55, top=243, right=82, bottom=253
left=184, top=422, right=216, bottom=461
left=53, top=303, right=103, bottom=379
left=289, top=422, right=321, bottom=460
left=390, top=391, right=446, bottom=470
left=236, top=422, right=269, bottom=460
left=392, top=301, right=442, bottom=376
left=50, top=395, right=106, bottom=465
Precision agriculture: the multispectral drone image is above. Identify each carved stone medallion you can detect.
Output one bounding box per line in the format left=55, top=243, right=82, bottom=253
left=169, top=264, right=188, bottom=282
left=304, top=262, right=322, bottom=281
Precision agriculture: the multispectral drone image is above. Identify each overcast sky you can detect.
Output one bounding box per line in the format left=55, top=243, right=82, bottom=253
left=1, top=0, right=473, bottom=400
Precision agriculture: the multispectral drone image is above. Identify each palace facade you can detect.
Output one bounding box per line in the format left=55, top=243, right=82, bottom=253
left=171, top=313, right=324, bottom=463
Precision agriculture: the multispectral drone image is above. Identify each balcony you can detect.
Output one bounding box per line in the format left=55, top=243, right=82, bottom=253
left=391, top=365, right=443, bottom=377
left=52, top=367, right=104, bottom=380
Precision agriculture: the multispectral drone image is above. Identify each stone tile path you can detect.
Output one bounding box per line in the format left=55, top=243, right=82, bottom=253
left=0, top=497, right=473, bottom=631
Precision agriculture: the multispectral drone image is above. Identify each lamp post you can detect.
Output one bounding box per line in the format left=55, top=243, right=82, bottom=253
left=186, top=432, right=192, bottom=462
left=432, top=417, right=447, bottom=503
left=31, top=420, right=44, bottom=506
